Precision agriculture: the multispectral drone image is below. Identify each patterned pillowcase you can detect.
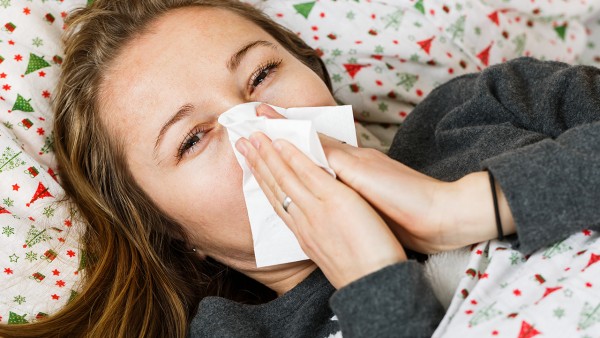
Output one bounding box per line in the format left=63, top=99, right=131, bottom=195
left=250, top=0, right=597, bottom=150
left=0, top=0, right=86, bottom=324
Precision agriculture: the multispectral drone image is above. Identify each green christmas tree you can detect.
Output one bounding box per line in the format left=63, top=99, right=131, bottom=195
left=24, top=53, right=51, bottom=75
left=468, top=302, right=503, bottom=327
left=578, top=302, right=600, bottom=330
left=79, top=250, right=87, bottom=271
left=512, top=33, right=527, bottom=56
left=68, top=290, right=79, bottom=304
left=40, top=132, right=54, bottom=154
left=0, top=147, right=25, bottom=173
left=24, top=225, right=52, bottom=248
left=555, top=24, right=567, bottom=41
left=414, top=0, right=425, bottom=15
left=383, top=9, right=404, bottom=31
left=293, top=2, right=316, bottom=19
left=396, top=73, right=419, bottom=91
left=8, top=312, right=28, bottom=325
left=11, top=94, right=34, bottom=112
left=447, top=15, right=466, bottom=41
left=542, top=240, right=572, bottom=259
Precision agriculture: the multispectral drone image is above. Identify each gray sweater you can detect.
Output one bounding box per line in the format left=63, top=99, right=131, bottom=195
left=189, top=58, right=600, bottom=337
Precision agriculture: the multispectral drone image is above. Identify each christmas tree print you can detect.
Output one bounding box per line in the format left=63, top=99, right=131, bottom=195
left=24, top=225, right=52, bottom=248
left=477, top=43, right=493, bottom=66
left=383, top=10, right=404, bottom=31
left=26, top=182, right=54, bottom=207
left=417, top=36, right=435, bottom=55
left=535, top=286, right=562, bottom=305
left=517, top=321, right=541, bottom=338
left=11, top=94, right=34, bottom=113
left=7, top=312, right=28, bottom=325
left=512, top=34, right=527, bottom=56
left=0, top=147, right=26, bottom=173
left=582, top=253, right=600, bottom=272
left=488, top=11, right=500, bottom=26
left=555, top=24, right=567, bottom=41
left=293, top=2, right=316, bottom=19
left=24, top=53, right=51, bottom=75
left=447, top=16, right=466, bottom=42
left=468, top=302, right=503, bottom=327
left=40, top=133, right=54, bottom=155
left=542, top=240, right=572, bottom=259
left=68, top=290, right=78, bottom=304
left=344, top=64, right=370, bottom=79
left=578, top=302, right=600, bottom=330
left=396, top=73, right=419, bottom=91
left=414, top=0, right=425, bottom=15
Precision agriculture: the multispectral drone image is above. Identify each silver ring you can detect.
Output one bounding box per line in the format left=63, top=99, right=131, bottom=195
left=282, top=195, right=293, bottom=212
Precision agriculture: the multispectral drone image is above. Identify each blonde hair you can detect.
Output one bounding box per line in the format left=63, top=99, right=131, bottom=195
left=0, top=0, right=331, bottom=337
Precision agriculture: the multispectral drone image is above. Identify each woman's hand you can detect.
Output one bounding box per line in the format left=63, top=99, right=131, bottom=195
left=255, top=103, right=515, bottom=253
left=235, top=131, right=406, bottom=289
left=322, top=138, right=516, bottom=253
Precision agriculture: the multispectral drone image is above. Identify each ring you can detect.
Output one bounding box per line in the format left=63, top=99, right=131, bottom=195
left=282, top=195, right=293, bottom=212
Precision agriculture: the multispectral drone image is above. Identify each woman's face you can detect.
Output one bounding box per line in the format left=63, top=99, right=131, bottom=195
left=98, top=7, right=336, bottom=271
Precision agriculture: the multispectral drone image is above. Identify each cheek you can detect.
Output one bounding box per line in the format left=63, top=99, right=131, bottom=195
left=261, top=66, right=335, bottom=108
left=131, top=140, right=251, bottom=250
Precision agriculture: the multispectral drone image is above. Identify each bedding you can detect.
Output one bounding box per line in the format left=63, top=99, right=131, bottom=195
left=1, top=0, right=599, bottom=327
left=434, top=231, right=600, bottom=337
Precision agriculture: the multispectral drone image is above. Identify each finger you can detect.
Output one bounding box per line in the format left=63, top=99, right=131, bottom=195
left=270, top=138, right=340, bottom=201
left=256, top=103, right=285, bottom=119
left=237, top=136, right=284, bottom=204
left=242, top=133, right=317, bottom=217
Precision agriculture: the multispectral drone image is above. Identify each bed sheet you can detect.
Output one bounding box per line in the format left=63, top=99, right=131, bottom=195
left=435, top=231, right=600, bottom=337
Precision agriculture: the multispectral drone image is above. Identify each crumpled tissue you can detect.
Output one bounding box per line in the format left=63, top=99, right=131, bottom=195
left=218, top=102, right=357, bottom=267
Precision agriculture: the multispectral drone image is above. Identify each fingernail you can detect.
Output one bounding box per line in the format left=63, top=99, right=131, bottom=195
left=273, top=140, right=283, bottom=151
left=235, top=139, right=249, bottom=155
left=249, top=135, right=260, bottom=149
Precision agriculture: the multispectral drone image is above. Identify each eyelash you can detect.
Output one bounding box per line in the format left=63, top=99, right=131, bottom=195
left=248, top=58, right=282, bottom=94
left=175, top=59, right=282, bottom=162
left=176, top=125, right=208, bottom=161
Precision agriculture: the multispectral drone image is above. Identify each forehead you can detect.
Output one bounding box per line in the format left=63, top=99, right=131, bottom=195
left=98, top=6, right=273, bottom=141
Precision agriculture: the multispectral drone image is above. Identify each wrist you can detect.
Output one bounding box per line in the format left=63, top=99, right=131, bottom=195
left=447, top=171, right=515, bottom=246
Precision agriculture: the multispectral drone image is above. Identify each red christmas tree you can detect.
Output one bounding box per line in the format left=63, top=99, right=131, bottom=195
left=417, top=36, right=435, bottom=55
left=477, top=43, right=494, bottom=66
left=518, top=321, right=541, bottom=338
left=343, top=64, right=370, bottom=79
left=26, top=182, right=53, bottom=207
left=582, top=253, right=600, bottom=272
left=488, top=11, right=500, bottom=26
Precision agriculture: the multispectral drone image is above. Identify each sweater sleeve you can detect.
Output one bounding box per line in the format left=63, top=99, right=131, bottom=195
left=329, top=261, right=444, bottom=338
left=391, top=57, right=600, bottom=255
left=464, top=58, right=600, bottom=254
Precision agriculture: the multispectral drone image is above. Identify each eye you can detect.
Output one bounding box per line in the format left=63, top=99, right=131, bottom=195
left=176, top=125, right=208, bottom=162
left=248, top=59, right=282, bottom=94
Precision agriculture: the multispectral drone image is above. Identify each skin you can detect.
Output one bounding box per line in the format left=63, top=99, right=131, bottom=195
left=98, top=7, right=338, bottom=294
left=98, top=6, right=517, bottom=293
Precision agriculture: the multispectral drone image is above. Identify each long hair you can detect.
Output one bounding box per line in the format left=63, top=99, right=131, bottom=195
left=0, top=1, right=331, bottom=337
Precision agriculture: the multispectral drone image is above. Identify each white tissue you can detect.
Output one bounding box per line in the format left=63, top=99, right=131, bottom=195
left=218, top=102, right=357, bottom=267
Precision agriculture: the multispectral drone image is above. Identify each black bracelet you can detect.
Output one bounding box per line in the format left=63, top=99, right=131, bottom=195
left=488, top=171, right=504, bottom=241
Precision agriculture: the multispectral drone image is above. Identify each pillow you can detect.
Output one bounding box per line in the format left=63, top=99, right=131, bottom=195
left=250, top=0, right=595, bottom=150
left=0, top=0, right=86, bottom=323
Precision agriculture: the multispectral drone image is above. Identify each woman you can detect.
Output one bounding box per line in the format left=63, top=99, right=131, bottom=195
left=1, top=0, right=598, bottom=337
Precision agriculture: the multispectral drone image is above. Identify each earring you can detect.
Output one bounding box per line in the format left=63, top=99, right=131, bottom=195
left=192, top=248, right=197, bottom=252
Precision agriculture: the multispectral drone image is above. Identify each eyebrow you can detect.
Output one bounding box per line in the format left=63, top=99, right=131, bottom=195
left=152, top=41, right=276, bottom=158
left=154, top=103, right=195, bottom=156
left=226, top=40, right=277, bottom=72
